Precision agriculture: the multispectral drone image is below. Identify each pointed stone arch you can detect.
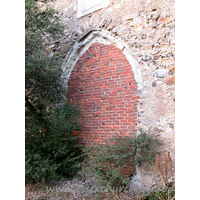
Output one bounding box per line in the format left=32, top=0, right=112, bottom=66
left=61, top=28, right=142, bottom=92
left=62, top=28, right=143, bottom=147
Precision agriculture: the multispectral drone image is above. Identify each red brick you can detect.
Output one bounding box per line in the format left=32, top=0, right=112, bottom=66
left=67, top=43, right=139, bottom=145
left=166, top=75, right=175, bottom=85
left=159, top=17, right=169, bottom=22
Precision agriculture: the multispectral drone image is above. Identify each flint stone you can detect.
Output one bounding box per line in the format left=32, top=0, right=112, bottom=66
left=143, top=65, right=149, bottom=70
left=156, top=69, right=167, bottom=78
left=142, top=56, right=152, bottom=61
left=166, top=127, right=172, bottom=133
left=152, top=81, right=157, bottom=87
left=141, top=34, right=147, bottom=39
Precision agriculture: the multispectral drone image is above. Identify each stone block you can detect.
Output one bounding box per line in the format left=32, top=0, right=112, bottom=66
left=133, top=17, right=142, bottom=24
left=122, top=13, right=137, bottom=21
left=112, top=25, right=121, bottom=33
left=117, top=26, right=127, bottom=35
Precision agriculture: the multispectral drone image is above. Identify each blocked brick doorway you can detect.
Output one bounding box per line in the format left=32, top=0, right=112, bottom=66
left=67, top=42, right=139, bottom=145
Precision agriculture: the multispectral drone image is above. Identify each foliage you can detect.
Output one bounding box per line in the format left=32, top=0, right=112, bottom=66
left=25, top=0, right=82, bottom=183
left=25, top=0, right=65, bottom=119
left=25, top=104, right=82, bottom=183
left=135, top=128, right=162, bottom=167
left=81, top=130, right=161, bottom=189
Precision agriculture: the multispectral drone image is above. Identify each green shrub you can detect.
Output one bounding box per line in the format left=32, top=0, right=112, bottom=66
left=25, top=104, right=83, bottom=183
left=135, top=129, right=162, bottom=167
left=25, top=0, right=83, bottom=184
left=81, top=130, right=161, bottom=189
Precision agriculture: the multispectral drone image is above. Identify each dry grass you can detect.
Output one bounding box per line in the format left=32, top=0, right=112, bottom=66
left=153, top=150, right=174, bottom=187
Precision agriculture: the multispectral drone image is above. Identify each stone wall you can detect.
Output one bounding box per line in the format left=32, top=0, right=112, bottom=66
left=51, top=0, right=175, bottom=191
